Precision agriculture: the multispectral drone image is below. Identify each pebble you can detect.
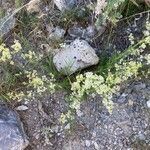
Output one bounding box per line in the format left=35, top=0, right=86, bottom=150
left=64, top=123, right=70, bottom=130
left=138, top=133, right=146, bottom=140
left=48, top=26, right=65, bottom=40
left=146, top=100, right=150, bottom=108
left=16, top=105, right=28, bottom=111
left=94, top=142, right=99, bottom=150
left=76, top=109, right=83, bottom=117
left=85, top=140, right=91, bottom=147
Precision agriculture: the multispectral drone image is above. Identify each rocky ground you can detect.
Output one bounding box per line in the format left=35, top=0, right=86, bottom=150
left=0, top=0, right=150, bottom=150
left=14, top=79, right=150, bottom=150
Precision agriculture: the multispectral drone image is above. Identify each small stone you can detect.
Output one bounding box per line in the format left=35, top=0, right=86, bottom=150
left=16, top=105, right=28, bottom=111
left=68, top=25, right=84, bottom=38
left=94, top=142, right=99, bottom=150
left=84, top=25, right=97, bottom=39
left=85, top=140, right=91, bottom=147
left=146, top=100, right=150, bottom=108
left=117, top=93, right=128, bottom=104
left=68, top=25, right=97, bottom=40
left=121, top=93, right=128, bottom=97
left=128, top=99, right=134, bottom=106
left=48, top=26, right=65, bottom=40
left=76, top=109, right=83, bottom=117
left=64, top=123, right=70, bottom=130
left=138, top=133, right=146, bottom=140
left=92, top=131, right=96, bottom=138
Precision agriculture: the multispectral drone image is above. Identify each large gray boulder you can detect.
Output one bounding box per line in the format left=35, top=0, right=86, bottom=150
left=0, top=105, right=29, bottom=150
left=53, top=39, right=99, bottom=75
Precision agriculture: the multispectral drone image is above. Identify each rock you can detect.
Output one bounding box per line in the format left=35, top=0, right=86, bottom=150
left=0, top=105, right=29, bottom=150
left=85, top=140, right=91, bottom=147
left=26, top=0, right=41, bottom=13
left=137, top=133, right=146, bottom=140
left=0, top=13, right=16, bottom=37
left=48, top=26, right=65, bottom=40
left=93, top=141, right=99, bottom=150
left=146, top=100, right=150, bottom=108
left=64, top=123, right=70, bottom=130
left=76, top=109, right=83, bottom=117
left=84, top=25, right=97, bottom=39
left=16, top=105, right=28, bottom=111
left=53, top=39, right=99, bottom=75
left=68, top=24, right=97, bottom=40
left=68, top=24, right=84, bottom=38
left=54, top=0, right=76, bottom=11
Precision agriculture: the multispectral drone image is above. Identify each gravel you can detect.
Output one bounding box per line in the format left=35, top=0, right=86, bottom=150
left=62, top=80, right=150, bottom=150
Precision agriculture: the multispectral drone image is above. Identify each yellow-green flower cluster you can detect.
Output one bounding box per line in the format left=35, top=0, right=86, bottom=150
left=11, top=40, right=22, bottom=53
left=24, top=50, right=37, bottom=60
left=108, top=61, right=142, bottom=83
left=25, top=70, right=56, bottom=95
left=7, top=91, right=25, bottom=101
left=70, top=72, right=113, bottom=112
left=0, top=44, right=12, bottom=62
left=0, top=40, right=22, bottom=64
left=0, top=40, right=57, bottom=103
left=69, top=59, right=142, bottom=115
left=60, top=110, right=74, bottom=124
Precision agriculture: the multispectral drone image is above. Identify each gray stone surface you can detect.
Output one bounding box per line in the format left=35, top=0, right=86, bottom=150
left=0, top=105, right=29, bottom=150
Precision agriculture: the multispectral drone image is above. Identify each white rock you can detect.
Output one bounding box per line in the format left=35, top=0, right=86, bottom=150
left=64, top=123, right=70, bottom=130
left=94, top=142, right=99, bottom=150
left=16, top=105, right=28, bottom=111
left=76, top=109, right=83, bottom=117
left=54, top=0, right=76, bottom=11
left=147, top=100, right=150, bottom=108
left=53, top=39, right=99, bottom=75
left=85, top=140, right=91, bottom=147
